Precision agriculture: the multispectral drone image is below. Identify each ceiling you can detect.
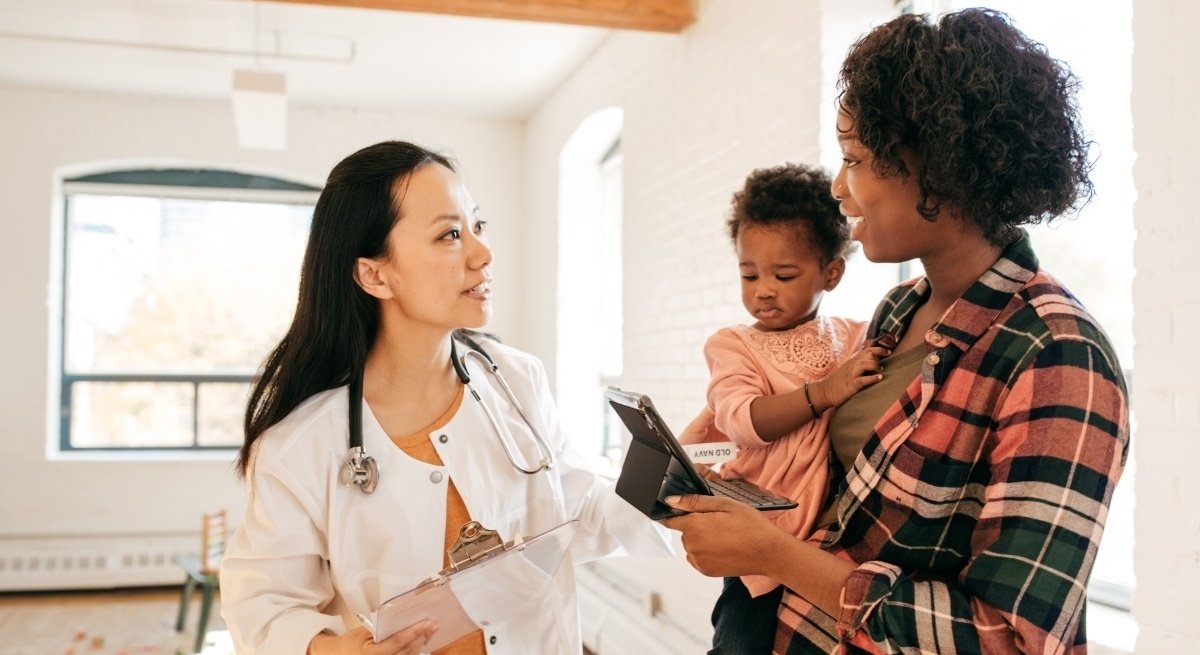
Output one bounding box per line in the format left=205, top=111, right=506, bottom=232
left=0, top=0, right=619, bottom=118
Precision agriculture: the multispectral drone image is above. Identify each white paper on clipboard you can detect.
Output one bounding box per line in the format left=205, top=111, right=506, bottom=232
left=369, top=519, right=578, bottom=650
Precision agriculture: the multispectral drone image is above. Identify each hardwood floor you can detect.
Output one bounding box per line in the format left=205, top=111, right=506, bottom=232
left=0, top=587, right=606, bottom=655
left=0, top=586, right=223, bottom=655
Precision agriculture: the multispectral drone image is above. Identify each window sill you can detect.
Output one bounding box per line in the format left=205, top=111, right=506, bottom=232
left=47, top=448, right=238, bottom=463
left=1087, top=599, right=1137, bottom=654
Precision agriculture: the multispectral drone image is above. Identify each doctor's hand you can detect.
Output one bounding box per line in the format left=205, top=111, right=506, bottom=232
left=307, top=623, right=437, bottom=655
left=658, top=494, right=786, bottom=579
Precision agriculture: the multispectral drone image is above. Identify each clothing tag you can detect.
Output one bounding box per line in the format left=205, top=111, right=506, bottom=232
left=681, top=441, right=736, bottom=464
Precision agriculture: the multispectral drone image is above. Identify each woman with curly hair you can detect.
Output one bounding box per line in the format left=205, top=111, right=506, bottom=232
left=680, top=162, right=890, bottom=654
left=665, top=9, right=1129, bottom=653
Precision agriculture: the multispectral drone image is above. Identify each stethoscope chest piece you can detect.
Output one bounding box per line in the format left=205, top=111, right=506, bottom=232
left=340, top=446, right=379, bottom=494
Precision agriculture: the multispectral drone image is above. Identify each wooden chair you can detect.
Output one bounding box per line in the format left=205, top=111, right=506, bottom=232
left=175, top=509, right=226, bottom=654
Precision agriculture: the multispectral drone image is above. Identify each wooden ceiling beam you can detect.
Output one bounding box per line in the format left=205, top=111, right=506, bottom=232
left=267, top=0, right=695, bottom=33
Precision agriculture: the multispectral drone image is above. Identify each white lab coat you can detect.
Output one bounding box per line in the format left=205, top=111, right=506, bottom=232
left=220, top=341, right=671, bottom=654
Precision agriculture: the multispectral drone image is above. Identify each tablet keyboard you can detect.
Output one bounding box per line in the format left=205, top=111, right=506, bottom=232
left=708, top=477, right=791, bottom=506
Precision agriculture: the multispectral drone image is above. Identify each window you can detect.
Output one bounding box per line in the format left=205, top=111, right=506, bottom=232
left=890, top=2, right=1137, bottom=648
left=826, top=3, right=1135, bottom=641
left=596, top=140, right=625, bottom=465
left=59, top=169, right=318, bottom=451
left=556, top=108, right=625, bottom=470
left=980, top=0, right=1137, bottom=615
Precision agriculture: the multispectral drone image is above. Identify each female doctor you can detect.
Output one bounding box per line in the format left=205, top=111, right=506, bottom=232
left=220, top=141, right=671, bottom=655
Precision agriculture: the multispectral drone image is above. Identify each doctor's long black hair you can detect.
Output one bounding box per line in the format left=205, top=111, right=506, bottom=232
left=238, top=141, right=455, bottom=476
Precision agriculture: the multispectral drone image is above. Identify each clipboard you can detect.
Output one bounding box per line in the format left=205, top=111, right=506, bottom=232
left=367, top=519, right=578, bottom=649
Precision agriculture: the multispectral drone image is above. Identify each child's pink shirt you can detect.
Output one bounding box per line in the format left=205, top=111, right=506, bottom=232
left=694, top=315, right=867, bottom=596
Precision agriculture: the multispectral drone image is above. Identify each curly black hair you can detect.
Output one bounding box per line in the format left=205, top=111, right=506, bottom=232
left=726, top=163, right=851, bottom=265
left=837, top=8, right=1094, bottom=245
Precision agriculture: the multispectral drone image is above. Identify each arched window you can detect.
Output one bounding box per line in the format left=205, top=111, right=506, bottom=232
left=58, top=168, right=318, bottom=451
left=556, top=108, right=625, bottom=468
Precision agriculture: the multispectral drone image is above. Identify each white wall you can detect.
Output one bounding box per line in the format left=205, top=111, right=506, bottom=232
left=525, top=0, right=895, bottom=427
left=0, top=83, right=524, bottom=588
left=1130, top=0, right=1200, bottom=650
left=3, top=0, right=1195, bottom=649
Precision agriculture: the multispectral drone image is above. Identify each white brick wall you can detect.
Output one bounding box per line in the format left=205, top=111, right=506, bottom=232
left=1131, top=0, right=1200, bottom=651
left=524, top=0, right=895, bottom=430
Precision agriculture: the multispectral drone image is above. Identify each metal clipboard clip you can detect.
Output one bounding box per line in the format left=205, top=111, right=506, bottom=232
left=370, top=519, right=578, bottom=647
left=442, top=521, right=526, bottom=575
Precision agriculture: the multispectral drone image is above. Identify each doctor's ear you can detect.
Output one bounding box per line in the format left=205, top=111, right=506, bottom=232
left=353, top=256, right=395, bottom=300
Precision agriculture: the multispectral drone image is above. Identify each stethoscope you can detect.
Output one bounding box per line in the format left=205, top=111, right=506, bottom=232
left=340, top=335, right=556, bottom=494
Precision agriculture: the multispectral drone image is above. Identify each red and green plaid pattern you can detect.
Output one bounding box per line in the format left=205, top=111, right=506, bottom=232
left=776, top=235, right=1130, bottom=654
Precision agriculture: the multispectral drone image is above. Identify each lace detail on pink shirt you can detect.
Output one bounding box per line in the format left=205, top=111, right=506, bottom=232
left=731, top=316, right=854, bottom=379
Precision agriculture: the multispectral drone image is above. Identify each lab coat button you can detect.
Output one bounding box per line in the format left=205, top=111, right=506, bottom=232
left=438, top=434, right=449, bottom=443
left=489, top=636, right=497, bottom=645
left=429, top=471, right=443, bottom=484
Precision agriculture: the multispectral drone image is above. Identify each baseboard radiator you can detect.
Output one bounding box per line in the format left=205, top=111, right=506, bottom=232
left=0, top=534, right=197, bottom=591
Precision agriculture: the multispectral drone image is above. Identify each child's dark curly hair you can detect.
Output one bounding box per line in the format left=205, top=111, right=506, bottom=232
left=727, top=163, right=850, bottom=265
left=837, top=8, right=1094, bottom=245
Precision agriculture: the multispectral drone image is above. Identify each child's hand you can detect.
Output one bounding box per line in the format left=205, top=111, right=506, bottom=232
left=814, top=345, right=891, bottom=408
left=678, top=407, right=718, bottom=445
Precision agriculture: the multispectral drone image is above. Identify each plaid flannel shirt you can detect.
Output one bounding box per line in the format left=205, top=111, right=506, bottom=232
left=775, top=234, right=1130, bottom=654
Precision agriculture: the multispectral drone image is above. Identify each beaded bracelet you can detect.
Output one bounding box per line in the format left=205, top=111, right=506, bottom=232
left=803, top=380, right=820, bottom=416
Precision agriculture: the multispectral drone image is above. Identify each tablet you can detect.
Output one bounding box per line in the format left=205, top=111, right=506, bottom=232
left=605, top=386, right=798, bottom=520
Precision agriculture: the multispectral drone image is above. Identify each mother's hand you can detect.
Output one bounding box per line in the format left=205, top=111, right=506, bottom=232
left=663, top=495, right=857, bottom=616
left=658, top=494, right=786, bottom=579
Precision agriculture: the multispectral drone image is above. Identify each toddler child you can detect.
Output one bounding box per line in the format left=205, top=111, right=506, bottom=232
left=682, top=163, right=889, bottom=654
